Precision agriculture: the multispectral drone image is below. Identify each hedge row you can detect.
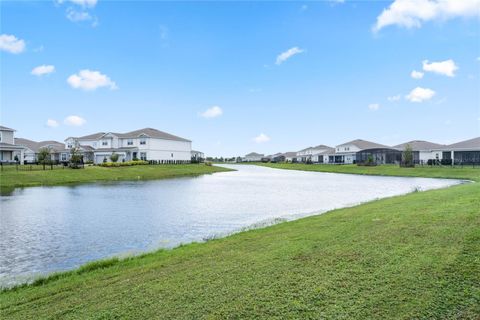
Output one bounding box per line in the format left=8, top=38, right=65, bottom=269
left=98, top=160, right=149, bottom=167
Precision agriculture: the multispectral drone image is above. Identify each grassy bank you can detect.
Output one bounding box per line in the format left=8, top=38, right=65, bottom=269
left=0, top=164, right=232, bottom=193
left=1, top=166, right=479, bottom=319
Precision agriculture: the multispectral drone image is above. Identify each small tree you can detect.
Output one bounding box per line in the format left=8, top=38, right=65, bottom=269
left=69, top=147, right=83, bottom=169
left=110, top=152, right=119, bottom=163
left=402, top=144, right=414, bottom=168
left=38, top=147, right=51, bottom=169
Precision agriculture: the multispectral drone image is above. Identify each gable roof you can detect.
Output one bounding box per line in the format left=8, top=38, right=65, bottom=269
left=0, top=125, right=15, bottom=131
left=393, top=140, right=445, bottom=151
left=283, top=152, right=297, bottom=158
left=245, top=152, right=264, bottom=157
left=118, top=128, right=191, bottom=142
left=313, top=144, right=332, bottom=149
left=446, top=137, right=480, bottom=150
left=336, top=139, right=389, bottom=150
left=71, top=132, right=106, bottom=140
left=15, top=138, right=65, bottom=153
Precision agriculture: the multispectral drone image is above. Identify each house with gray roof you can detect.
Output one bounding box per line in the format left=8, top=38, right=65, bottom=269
left=64, top=127, right=192, bottom=164
left=442, top=137, right=480, bottom=164
left=334, top=139, right=389, bottom=164
left=0, top=126, right=25, bottom=164
left=393, top=140, right=446, bottom=164
left=243, top=152, right=264, bottom=162
left=15, top=138, right=65, bottom=163
left=296, top=144, right=334, bottom=163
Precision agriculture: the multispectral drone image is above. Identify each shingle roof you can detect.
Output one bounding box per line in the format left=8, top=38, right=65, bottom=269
left=0, top=125, right=15, bottom=131
left=336, top=139, right=389, bottom=150
left=393, top=140, right=445, bottom=151
left=446, top=137, right=480, bottom=150
left=118, top=128, right=191, bottom=142
left=73, top=132, right=106, bottom=140
left=15, top=138, right=65, bottom=153
left=245, top=152, right=264, bottom=157
left=283, top=152, right=297, bottom=158
left=313, top=144, right=332, bottom=149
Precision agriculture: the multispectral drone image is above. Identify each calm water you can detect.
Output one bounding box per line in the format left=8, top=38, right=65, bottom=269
left=0, top=165, right=462, bottom=286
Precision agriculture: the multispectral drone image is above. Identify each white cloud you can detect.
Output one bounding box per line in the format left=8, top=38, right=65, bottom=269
left=66, top=8, right=92, bottom=22
left=0, top=34, right=26, bottom=54
left=253, top=133, right=271, bottom=143
left=46, top=119, right=59, bottom=128
left=64, top=115, right=86, bottom=126
left=67, top=69, right=117, bottom=91
left=31, top=65, right=55, bottom=76
left=200, top=106, right=223, bottom=119
left=411, top=70, right=424, bottom=79
left=62, top=0, right=97, bottom=8
left=300, top=4, right=308, bottom=11
left=276, top=47, right=304, bottom=65
left=388, top=94, right=401, bottom=102
left=405, top=87, right=436, bottom=102
left=368, top=103, right=380, bottom=111
left=373, top=0, right=480, bottom=32
left=422, top=59, right=458, bottom=77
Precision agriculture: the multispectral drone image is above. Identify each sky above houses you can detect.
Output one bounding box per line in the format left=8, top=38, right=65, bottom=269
left=1, top=0, right=479, bottom=157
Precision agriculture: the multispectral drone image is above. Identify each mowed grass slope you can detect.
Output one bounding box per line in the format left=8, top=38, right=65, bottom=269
left=0, top=164, right=231, bottom=191
left=1, top=166, right=479, bottom=319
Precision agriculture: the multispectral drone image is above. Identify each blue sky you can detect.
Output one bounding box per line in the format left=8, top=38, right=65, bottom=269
left=1, top=0, right=479, bottom=157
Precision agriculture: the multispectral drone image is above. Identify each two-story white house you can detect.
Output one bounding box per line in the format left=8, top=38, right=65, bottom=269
left=0, top=125, right=25, bottom=164
left=296, top=145, right=334, bottom=163
left=62, top=128, right=192, bottom=164
left=334, top=139, right=389, bottom=164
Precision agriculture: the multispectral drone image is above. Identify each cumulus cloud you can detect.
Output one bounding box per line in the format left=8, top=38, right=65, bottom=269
left=67, top=69, right=117, bottom=91
left=368, top=103, right=380, bottom=111
left=46, top=119, right=59, bottom=128
left=0, top=34, right=26, bottom=54
left=276, top=47, right=304, bottom=65
left=200, top=106, right=223, bottom=119
left=31, top=65, right=55, bottom=76
left=422, top=59, right=458, bottom=77
left=373, top=0, right=480, bottom=32
left=253, top=133, right=271, bottom=143
left=387, top=94, right=401, bottom=102
left=411, top=70, right=424, bottom=79
left=405, top=87, right=436, bottom=102
left=64, top=115, right=86, bottom=126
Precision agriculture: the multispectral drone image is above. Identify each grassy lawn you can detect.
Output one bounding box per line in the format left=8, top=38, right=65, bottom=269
left=0, top=164, right=232, bottom=194
left=1, top=165, right=479, bottom=319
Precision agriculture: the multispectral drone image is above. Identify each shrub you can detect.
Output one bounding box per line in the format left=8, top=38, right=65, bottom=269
left=99, top=160, right=148, bottom=167
left=110, top=152, right=119, bottom=163
left=204, top=161, right=212, bottom=166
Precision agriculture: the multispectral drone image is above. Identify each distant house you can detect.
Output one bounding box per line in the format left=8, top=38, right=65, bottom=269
left=270, top=153, right=286, bottom=162
left=334, top=139, right=389, bottom=164
left=283, top=152, right=298, bottom=163
left=243, top=152, right=264, bottom=162
left=15, top=138, right=65, bottom=163
left=442, top=137, right=480, bottom=164
left=296, top=145, right=334, bottom=163
left=393, top=140, right=445, bottom=165
left=0, top=126, right=25, bottom=164
left=63, top=128, right=192, bottom=164
left=191, top=150, right=205, bottom=162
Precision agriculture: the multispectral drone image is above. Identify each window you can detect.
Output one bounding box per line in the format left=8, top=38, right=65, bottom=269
left=140, top=138, right=146, bottom=145
left=127, top=139, right=133, bottom=146
left=171, top=153, right=173, bottom=158
left=102, top=140, right=108, bottom=146
left=67, top=144, right=72, bottom=149
left=61, top=153, right=67, bottom=161
left=93, top=142, right=97, bottom=148
left=0, top=132, right=2, bottom=142
left=140, top=152, right=147, bottom=160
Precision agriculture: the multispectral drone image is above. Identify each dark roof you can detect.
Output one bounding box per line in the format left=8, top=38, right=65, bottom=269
left=446, top=137, right=480, bottom=150
left=337, top=139, right=389, bottom=150
left=245, top=152, right=264, bottom=157
left=0, top=125, right=15, bottom=131
left=393, top=140, right=445, bottom=151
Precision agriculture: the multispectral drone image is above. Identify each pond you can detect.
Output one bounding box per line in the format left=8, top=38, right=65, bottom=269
left=0, top=165, right=462, bottom=287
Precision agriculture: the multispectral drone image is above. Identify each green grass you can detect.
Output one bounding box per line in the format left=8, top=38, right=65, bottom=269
left=0, top=164, right=232, bottom=194
left=1, top=165, right=479, bottom=319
